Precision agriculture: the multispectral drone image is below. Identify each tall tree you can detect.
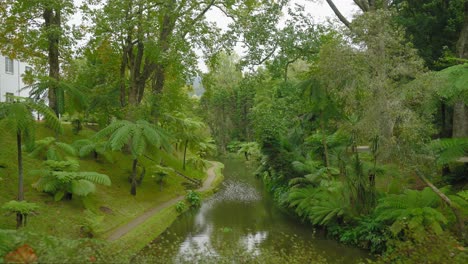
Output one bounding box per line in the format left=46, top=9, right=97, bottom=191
left=88, top=0, right=288, bottom=121
left=324, top=0, right=392, bottom=28
left=0, top=0, right=76, bottom=116
left=453, top=0, right=468, bottom=137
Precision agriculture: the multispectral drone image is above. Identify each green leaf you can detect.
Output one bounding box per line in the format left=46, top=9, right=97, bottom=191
left=54, top=191, right=65, bottom=201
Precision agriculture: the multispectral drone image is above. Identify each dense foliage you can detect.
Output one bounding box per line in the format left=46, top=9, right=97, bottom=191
left=0, top=0, right=467, bottom=262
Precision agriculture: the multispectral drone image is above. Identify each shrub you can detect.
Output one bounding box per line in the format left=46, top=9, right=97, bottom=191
left=375, top=187, right=447, bottom=239
left=185, top=190, right=201, bottom=208
left=175, top=201, right=187, bottom=213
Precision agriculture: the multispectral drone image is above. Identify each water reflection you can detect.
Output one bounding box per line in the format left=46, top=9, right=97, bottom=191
left=242, top=231, right=268, bottom=256
left=139, top=158, right=369, bottom=263
left=175, top=179, right=265, bottom=262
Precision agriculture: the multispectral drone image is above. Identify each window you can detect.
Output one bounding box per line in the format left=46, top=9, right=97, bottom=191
left=5, top=92, right=14, bottom=102
left=5, top=57, right=14, bottom=74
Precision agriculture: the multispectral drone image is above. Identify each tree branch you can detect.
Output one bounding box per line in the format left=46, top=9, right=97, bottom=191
left=325, top=0, right=351, bottom=28
left=415, top=169, right=465, bottom=242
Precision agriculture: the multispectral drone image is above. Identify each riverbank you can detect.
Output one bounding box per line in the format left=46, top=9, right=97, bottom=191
left=0, top=123, right=222, bottom=260
left=104, top=161, right=225, bottom=259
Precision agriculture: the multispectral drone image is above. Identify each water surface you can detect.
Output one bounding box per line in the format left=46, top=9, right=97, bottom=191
left=139, top=157, right=369, bottom=263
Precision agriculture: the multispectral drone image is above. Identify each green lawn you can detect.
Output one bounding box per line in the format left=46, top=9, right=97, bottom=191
left=0, top=122, right=208, bottom=240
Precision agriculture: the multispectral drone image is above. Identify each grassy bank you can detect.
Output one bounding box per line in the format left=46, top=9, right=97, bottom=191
left=106, top=161, right=224, bottom=260
left=0, top=122, right=208, bottom=243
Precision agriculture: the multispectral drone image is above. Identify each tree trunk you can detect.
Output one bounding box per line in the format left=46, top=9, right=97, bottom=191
left=453, top=1, right=468, bottom=138
left=65, top=192, right=73, bottom=200
left=415, top=170, right=465, bottom=242
left=17, top=130, right=24, bottom=201
left=130, top=159, right=138, bottom=195
left=320, top=113, right=330, bottom=169
left=137, top=165, right=145, bottom=185
left=16, top=213, right=23, bottom=229
left=452, top=101, right=468, bottom=138
left=43, top=7, right=61, bottom=117
left=456, top=1, right=468, bottom=59
left=183, top=139, right=188, bottom=170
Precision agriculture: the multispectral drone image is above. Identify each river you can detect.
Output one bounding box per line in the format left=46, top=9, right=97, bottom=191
left=137, top=157, right=369, bottom=263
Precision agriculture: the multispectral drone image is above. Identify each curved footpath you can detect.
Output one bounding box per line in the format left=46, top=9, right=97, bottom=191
left=107, top=162, right=220, bottom=241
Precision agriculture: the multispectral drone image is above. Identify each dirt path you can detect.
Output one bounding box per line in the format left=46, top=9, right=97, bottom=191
left=107, top=162, right=220, bottom=241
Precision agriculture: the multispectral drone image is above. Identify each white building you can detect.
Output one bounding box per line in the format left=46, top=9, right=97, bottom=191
left=0, top=55, right=32, bottom=102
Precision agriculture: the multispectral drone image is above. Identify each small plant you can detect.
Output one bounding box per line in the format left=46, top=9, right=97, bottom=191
left=175, top=201, right=187, bottom=213
left=71, top=118, right=82, bottom=135
left=150, top=165, right=175, bottom=191
left=237, top=142, right=261, bottom=161
left=186, top=190, right=201, bottom=208
left=79, top=210, right=104, bottom=238
left=220, top=227, right=233, bottom=233
left=2, top=200, right=39, bottom=228
left=33, top=160, right=111, bottom=201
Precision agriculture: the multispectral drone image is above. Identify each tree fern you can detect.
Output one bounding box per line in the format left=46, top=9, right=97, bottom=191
left=94, top=119, right=171, bottom=195
left=2, top=201, right=39, bottom=228
left=287, top=180, right=351, bottom=227
left=376, top=188, right=447, bottom=238
left=0, top=97, right=61, bottom=227
left=430, top=138, right=468, bottom=165
left=73, top=139, right=112, bottom=162
left=33, top=160, right=111, bottom=201
left=29, top=137, right=76, bottom=161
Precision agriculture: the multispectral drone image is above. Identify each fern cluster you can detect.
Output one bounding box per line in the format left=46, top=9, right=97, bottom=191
left=95, top=119, right=171, bottom=158
left=376, top=188, right=447, bottom=238
left=430, top=138, right=468, bottom=165
left=33, top=160, right=111, bottom=201
left=2, top=200, right=39, bottom=215
left=28, top=137, right=76, bottom=161
left=73, top=138, right=113, bottom=162
left=287, top=180, right=351, bottom=226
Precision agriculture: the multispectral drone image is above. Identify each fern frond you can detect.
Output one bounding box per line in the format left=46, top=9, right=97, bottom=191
left=55, top=142, right=77, bottom=157
left=77, top=172, right=111, bottom=186
left=109, top=124, right=133, bottom=151
left=71, top=180, right=96, bottom=196
left=131, top=128, right=146, bottom=157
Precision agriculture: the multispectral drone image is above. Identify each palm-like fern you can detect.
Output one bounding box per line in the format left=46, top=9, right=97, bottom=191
left=33, top=160, right=111, bottom=201
left=95, top=119, right=171, bottom=195
left=0, top=98, right=61, bottom=228
left=430, top=138, right=468, bottom=165
left=376, top=188, right=447, bottom=238
left=287, top=180, right=351, bottom=226
left=150, top=165, right=175, bottom=191
left=162, top=112, right=206, bottom=170
left=28, top=137, right=76, bottom=161
left=289, top=155, right=339, bottom=187
left=237, top=142, right=261, bottom=161
left=73, top=139, right=113, bottom=163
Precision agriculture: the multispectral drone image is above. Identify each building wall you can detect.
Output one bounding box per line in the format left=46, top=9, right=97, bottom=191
left=0, top=55, right=32, bottom=102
